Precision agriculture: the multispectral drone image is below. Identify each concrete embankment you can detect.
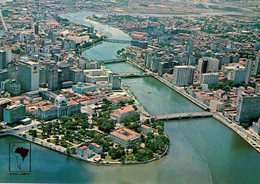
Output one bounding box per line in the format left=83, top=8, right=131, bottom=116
left=213, top=113, right=260, bottom=154
left=124, top=61, right=260, bottom=153
left=0, top=131, right=169, bottom=165
left=153, top=75, right=209, bottom=110
left=121, top=83, right=150, bottom=117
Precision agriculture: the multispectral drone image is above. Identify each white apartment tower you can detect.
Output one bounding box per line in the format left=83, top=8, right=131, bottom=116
left=173, top=66, right=195, bottom=86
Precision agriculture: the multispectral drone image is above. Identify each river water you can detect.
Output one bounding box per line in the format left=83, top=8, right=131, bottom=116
left=0, top=11, right=259, bottom=184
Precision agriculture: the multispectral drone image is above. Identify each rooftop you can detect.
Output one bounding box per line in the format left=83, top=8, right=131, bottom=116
left=111, top=128, right=140, bottom=141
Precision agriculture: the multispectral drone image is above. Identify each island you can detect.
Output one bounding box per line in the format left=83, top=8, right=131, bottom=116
left=24, top=98, right=169, bottom=164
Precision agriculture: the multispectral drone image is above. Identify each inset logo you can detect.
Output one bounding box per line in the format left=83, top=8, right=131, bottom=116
left=9, top=142, right=31, bottom=174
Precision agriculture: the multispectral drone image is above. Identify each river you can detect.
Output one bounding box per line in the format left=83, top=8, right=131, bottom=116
left=0, top=11, right=260, bottom=184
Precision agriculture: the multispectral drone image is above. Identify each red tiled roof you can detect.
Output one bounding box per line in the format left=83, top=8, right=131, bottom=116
left=79, top=145, right=87, bottom=150
left=91, top=142, right=101, bottom=148
left=117, top=105, right=134, bottom=114
left=111, top=128, right=140, bottom=141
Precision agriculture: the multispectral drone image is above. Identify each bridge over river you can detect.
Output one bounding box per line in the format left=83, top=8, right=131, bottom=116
left=104, top=39, right=131, bottom=44
left=151, top=111, right=213, bottom=121
left=118, top=72, right=151, bottom=78
left=99, top=58, right=126, bottom=64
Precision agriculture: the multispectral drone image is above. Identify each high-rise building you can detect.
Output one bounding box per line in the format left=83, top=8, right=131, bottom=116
left=4, top=103, right=26, bottom=124
left=150, top=57, right=161, bottom=72
left=88, top=25, right=94, bottom=34
left=0, top=69, right=8, bottom=82
left=48, top=68, right=59, bottom=91
left=254, top=52, right=260, bottom=75
left=145, top=52, right=153, bottom=69
left=70, top=68, right=84, bottom=83
left=39, top=67, right=47, bottom=87
left=245, top=59, right=253, bottom=84
left=236, top=93, right=260, bottom=123
left=0, top=50, right=6, bottom=69
left=186, top=40, right=193, bottom=55
left=131, top=41, right=148, bottom=49
left=111, top=75, right=121, bottom=90
left=198, top=57, right=219, bottom=74
left=3, top=48, right=11, bottom=65
left=255, top=83, right=260, bottom=93
left=48, top=30, right=56, bottom=43
left=34, top=23, right=39, bottom=35
left=223, top=64, right=247, bottom=82
left=8, top=61, right=17, bottom=80
left=18, top=61, right=39, bottom=92
left=173, top=66, right=195, bottom=86
left=0, top=98, right=12, bottom=121
left=200, top=73, right=219, bottom=85
left=1, top=79, right=21, bottom=96
left=158, top=62, right=169, bottom=76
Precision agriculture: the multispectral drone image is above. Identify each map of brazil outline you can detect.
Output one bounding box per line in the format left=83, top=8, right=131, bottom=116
left=9, top=142, right=31, bottom=173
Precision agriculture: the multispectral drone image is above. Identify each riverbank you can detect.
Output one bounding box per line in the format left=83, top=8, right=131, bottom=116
left=0, top=130, right=169, bottom=165
left=123, top=60, right=260, bottom=153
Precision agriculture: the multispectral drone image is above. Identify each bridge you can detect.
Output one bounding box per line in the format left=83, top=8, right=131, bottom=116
left=118, top=72, right=151, bottom=78
left=104, top=39, right=131, bottom=44
left=99, top=59, right=126, bottom=64
left=151, top=112, right=213, bottom=121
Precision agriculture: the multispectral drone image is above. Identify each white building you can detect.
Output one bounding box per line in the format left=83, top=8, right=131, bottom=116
left=223, top=64, right=246, bottom=83
left=210, top=100, right=225, bottom=112
left=200, top=73, right=219, bottom=85
left=110, top=105, right=136, bottom=123
left=172, top=66, right=195, bottom=86
left=198, top=57, right=219, bottom=73
left=110, top=128, right=140, bottom=148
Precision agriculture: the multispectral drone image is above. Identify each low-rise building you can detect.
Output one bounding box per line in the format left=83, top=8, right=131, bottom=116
left=88, top=142, right=103, bottom=154
left=200, top=73, right=219, bottom=85
left=96, top=81, right=112, bottom=92
left=210, top=100, right=225, bottom=112
left=110, top=128, right=140, bottom=148
left=37, top=95, right=81, bottom=120
left=140, top=124, right=152, bottom=133
left=110, top=105, right=136, bottom=123
left=215, top=89, right=227, bottom=99
left=72, top=82, right=96, bottom=94
left=76, top=145, right=93, bottom=158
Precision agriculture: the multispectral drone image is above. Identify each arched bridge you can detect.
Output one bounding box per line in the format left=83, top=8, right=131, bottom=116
left=151, top=112, right=213, bottom=121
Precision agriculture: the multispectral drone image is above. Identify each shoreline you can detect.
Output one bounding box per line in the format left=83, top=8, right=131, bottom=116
left=123, top=60, right=260, bottom=154
left=0, top=133, right=169, bottom=166
left=80, top=14, right=260, bottom=154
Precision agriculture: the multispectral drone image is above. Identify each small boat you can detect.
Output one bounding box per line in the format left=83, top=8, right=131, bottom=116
left=148, top=90, right=152, bottom=93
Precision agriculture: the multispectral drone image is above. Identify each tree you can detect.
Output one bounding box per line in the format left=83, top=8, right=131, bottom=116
left=28, top=130, right=37, bottom=137
left=101, top=152, right=106, bottom=159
